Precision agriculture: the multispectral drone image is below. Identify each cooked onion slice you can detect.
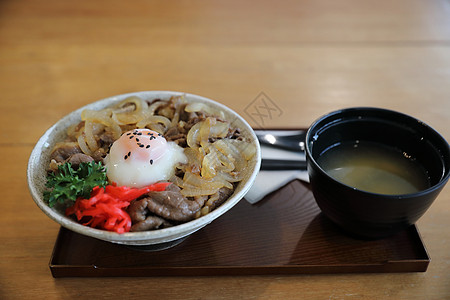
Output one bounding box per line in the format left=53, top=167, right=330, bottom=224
left=185, top=102, right=226, bottom=119
left=111, top=96, right=149, bottom=125
left=187, top=117, right=229, bottom=148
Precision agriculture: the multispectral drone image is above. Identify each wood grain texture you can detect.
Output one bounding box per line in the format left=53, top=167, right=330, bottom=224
left=1, top=0, right=450, bottom=299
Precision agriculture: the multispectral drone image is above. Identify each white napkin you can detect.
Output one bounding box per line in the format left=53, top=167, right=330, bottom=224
left=245, top=144, right=309, bottom=204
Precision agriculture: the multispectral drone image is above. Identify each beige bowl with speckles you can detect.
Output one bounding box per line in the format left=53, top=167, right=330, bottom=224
left=27, top=91, right=261, bottom=247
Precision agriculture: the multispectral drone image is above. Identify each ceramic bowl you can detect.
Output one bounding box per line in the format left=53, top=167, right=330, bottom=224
left=27, top=91, right=261, bottom=247
left=305, top=107, right=450, bottom=239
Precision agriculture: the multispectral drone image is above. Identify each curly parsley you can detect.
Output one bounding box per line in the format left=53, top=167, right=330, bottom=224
left=44, top=161, right=108, bottom=207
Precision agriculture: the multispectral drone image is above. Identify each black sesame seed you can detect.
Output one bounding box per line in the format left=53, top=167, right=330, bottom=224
left=136, top=138, right=140, bottom=142
left=128, top=151, right=131, bottom=156
left=146, top=145, right=150, bottom=148
left=124, top=155, right=128, bottom=160
left=126, top=132, right=131, bottom=136
left=137, top=132, right=142, bottom=135
left=139, top=144, right=144, bottom=148
left=150, top=159, right=153, bottom=165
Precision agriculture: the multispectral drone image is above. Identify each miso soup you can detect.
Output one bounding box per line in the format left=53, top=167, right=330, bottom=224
left=317, top=141, right=430, bottom=195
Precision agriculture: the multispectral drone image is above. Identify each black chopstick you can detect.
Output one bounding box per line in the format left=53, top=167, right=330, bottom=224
left=260, top=159, right=307, bottom=170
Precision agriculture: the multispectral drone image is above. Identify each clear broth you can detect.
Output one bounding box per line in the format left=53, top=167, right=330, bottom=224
left=317, top=141, right=430, bottom=195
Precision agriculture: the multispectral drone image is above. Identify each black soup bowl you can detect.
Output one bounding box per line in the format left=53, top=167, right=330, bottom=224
left=305, top=107, right=450, bottom=239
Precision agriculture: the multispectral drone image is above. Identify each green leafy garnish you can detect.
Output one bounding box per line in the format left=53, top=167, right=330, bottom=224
left=44, top=161, right=108, bottom=207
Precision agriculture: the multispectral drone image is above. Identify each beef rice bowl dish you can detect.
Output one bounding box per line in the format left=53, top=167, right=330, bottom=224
left=27, top=91, right=260, bottom=245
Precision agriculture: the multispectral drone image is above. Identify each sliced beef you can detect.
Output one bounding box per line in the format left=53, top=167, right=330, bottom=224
left=179, top=104, right=198, bottom=122
left=164, top=110, right=207, bottom=146
left=98, top=130, right=116, bottom=146
left=212, top=187, right=233, bottom=210
left=128, top=198, right=149, bottom=222
left=127, top=184, right=206, bottom=226
left=165, top=126, right=179, bottom=137
left=155, top=100, right=176, bottom=119
left=130, top=215, right=172, bottom=232
left=145, top=184, right=206, bottom=222
left=128, top=198, right=175, bottom=231
left=165, top=126, right=187, bottom=147
left=66, top=153, right=94, bottom=168
left=50, top=142, right=82, bottom=163
left=91, top=147, right=107, bottom=161
left=226, top=127, right=241, bottom=139
left=184, top=112, right=207, bottom=131
left=48, top=152, right=95, bottom=172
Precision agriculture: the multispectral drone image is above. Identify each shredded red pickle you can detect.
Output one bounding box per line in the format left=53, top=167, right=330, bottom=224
left=65, top=182, right=172, bottom=233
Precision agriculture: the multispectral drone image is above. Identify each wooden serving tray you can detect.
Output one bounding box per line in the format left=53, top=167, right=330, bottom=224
left=49, top=180, right=430, bottom=277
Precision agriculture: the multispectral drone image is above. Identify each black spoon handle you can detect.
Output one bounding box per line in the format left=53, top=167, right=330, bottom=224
left=255, top=130, right=306, bottom=152
left=260, top=159, right=307, bottom=170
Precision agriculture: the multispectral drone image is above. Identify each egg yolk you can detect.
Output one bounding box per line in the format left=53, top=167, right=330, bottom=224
left=120, top=129, right=167, bottom=164
left=104, top=129, right=186, bottom=187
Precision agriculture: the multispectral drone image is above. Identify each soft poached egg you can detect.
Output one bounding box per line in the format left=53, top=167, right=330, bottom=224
left=104, top=129, right=186, bottom=188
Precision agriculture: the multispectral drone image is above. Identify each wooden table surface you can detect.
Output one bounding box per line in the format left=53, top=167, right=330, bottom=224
left=1, top=0, right=449, bottom=299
